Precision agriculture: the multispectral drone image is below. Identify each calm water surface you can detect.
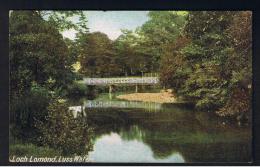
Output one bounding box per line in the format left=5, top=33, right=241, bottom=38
left=69, top=93, right=252, bottom=163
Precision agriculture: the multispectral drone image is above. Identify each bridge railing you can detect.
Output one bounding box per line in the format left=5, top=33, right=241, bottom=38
left=68, top=100, right=162, bottom=117
left=81, top=77, right=159, bottom=85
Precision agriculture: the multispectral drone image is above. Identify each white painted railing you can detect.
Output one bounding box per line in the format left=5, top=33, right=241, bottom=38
left=68, top=100, right=162, bottom=117
left=81, top=77, right=159, bottom=85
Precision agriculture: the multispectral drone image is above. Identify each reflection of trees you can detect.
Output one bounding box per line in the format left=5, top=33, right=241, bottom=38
left=145, top=138, right=251, bottom=162
left=138, top=126, right=251, bottom=161
left=120, top=125, right=146, bottom=141
left=85, top=107, right=251, bottom=162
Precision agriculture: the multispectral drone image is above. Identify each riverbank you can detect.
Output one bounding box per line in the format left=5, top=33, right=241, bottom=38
left=116, top=89, right=176, bottom=103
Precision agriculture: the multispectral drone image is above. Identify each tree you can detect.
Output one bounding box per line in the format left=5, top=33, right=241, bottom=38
left=159, top=11, right=252, bottom=119
left=217, top=11, right=252, bottom=118
left=39, top=11, right=88, bottom=33
left=136, top=11, right=187, bottom=71
left=114, top=30, right=152, bottom=76
left=180, top=11, right=237, bottom=110
left=78, top=32, right=120, bottom=77
left=10, top=10, right=88, bottom=97
left=9, top=11, right=66, bottom=96
left=159, top=36, right=190, bottom=92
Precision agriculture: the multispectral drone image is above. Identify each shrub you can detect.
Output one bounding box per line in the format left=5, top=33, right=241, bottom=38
left=10, top=84, right=50, bottom=140
left=67, top=82, right=88, bottom=97
left=74, top=72, right=84, bottom=80
left=217, top=85, right=251, bottom=122
left=35, top=101, right=94, bottom=156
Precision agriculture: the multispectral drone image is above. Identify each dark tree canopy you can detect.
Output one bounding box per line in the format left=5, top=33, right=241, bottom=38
left=78, top=32, right=120, bottom=77
left=10, top=11, right=74, bottom=96
left=159, top=11, right=252, bottom=117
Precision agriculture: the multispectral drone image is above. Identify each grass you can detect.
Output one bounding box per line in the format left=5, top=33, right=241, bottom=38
left=9, top=142, right=62, bottom=157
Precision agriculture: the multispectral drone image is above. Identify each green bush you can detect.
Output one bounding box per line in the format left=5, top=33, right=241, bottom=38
left=217, top=85, right=251, bottom=122
left=74, top=72, right=84, bottom=80
left=10, top=84, right=50, bottom=140
left=35, top=101, right=94, bottom=156
left=67, top=82, right=88, bottom=97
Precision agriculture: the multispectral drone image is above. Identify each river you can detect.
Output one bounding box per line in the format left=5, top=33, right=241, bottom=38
left=68, top=92, right=252, bottom=163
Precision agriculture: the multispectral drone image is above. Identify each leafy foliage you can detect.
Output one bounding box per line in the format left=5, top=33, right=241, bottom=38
left=159, top=11, right=252, bottom=119
left=78, top=32, right=120, bottom=77
left=35, top=101, right=93, bottom=156
left=10, top=83, right=50, bottom=141
left=40, top=11, right=88, bottom=32
left=217, top=11, right=252, bottom=119
left=114, top=30, right=152, bottom=76
left=159, top=36, right=190, bottom=91
left=67, top=82, right=88, bottom=97
left=9, top=11, right=75, bottom=97
left=136, top=11, right=187, bottom=71
left=9, top=10, right=94, bottom=156
left=77, top=11, right=187, bottom=77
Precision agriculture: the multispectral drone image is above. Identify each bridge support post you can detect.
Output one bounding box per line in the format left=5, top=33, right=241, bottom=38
left=135, top=84, right=138, bottom=93
left=109, top=85, right=113, bottom=94
left=109, top=85, right=113, bottom=99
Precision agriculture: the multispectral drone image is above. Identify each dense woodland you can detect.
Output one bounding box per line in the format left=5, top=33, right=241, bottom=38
left=10, top=11, right=252, bottom=156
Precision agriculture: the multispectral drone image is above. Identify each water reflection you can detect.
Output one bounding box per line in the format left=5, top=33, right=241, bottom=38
left=68, top=98, right=251, bottom=162
left=88, top=132, right=185, bottom=162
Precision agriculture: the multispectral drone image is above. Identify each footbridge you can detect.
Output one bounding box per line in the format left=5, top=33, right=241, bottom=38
left=81, top=77, right=159, bottom=85
left=79, top=77, right=159, bottom=93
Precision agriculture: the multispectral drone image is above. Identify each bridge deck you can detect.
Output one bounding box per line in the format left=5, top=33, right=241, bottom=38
left=81, top=77, right=159, bottom=85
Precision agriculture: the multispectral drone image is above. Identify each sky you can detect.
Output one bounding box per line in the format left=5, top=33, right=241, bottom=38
left=62, top=11, right=149, bottom=40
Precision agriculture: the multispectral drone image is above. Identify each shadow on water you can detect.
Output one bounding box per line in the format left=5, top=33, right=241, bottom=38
left=68, top=94, right=252, bottom=163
